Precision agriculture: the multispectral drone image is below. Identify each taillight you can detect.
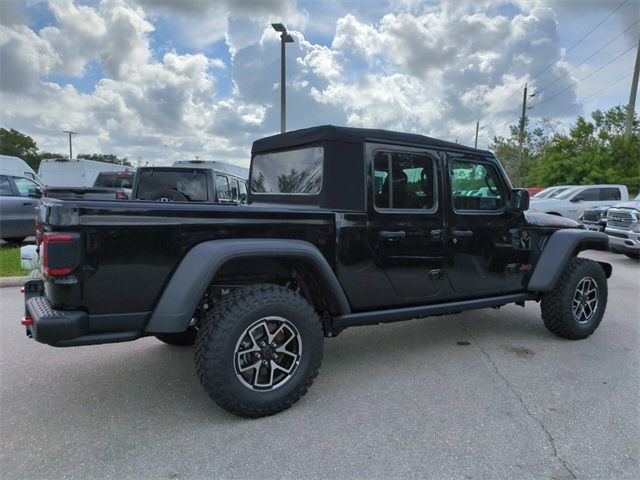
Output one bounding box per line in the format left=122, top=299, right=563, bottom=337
left=42, top=233, right=75, bottom=277
left=115, top=191, right=128, bottom=200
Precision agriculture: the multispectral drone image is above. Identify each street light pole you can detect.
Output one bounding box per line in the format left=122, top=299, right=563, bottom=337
left=63, top=130, right=77, bottom=159
left=272, top=23, right=294, bottom=133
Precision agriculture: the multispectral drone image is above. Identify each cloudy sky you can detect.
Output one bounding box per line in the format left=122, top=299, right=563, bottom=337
left=0, top=0, right=638, bottom=167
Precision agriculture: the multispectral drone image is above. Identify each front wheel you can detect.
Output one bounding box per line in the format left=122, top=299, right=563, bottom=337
left=194, top=284, right=323, bottom=418
left=541, top=258, right=607, bottom=340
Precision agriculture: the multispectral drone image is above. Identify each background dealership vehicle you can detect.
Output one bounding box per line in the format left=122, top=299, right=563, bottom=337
left=528, top=184, right=629, bottom=220
left=580, top=205, right=611, bottom=232
left=44, top=170, right=135, bottom=200
left=38, top=158, right=133, bottom=187
left=0, top=174, right=41, bottom=244
left=605, top=194, right=640, bottom=260
left=0, top=155, right=44, bottom=186
left=22, top=125, right=612, bottom=418
left=132, top=160, right=248, bottom=204
left=530, top=185, right=576, bottom=199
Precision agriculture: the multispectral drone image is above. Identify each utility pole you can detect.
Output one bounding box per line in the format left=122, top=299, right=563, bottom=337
left=625, top=34, right=640, bottom=138
left=517, top=84, right=528, bottom=164
left=474, top=118, right=480, bottom=149
left=272, top=23, right=294, bottom=133
left=63, top=130, right=77, bottom=159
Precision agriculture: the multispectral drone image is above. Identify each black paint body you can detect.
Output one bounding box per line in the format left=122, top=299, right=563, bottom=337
left=34, top=125, right=596, bottom=342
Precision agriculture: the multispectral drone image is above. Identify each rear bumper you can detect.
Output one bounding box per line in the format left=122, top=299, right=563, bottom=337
left=23, top=270, right=145, bottom=347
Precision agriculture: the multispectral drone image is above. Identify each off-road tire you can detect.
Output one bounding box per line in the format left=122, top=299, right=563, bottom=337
left=2, top=237, right=25, bottom=245
left=194, top=284, right=323, bottom=418
left=541, top=257, right=607, bottom=340
left=155, top=328, right=197, bottom=346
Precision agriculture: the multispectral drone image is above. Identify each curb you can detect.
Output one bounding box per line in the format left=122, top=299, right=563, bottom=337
left=0, top=276, right=26, bottom=288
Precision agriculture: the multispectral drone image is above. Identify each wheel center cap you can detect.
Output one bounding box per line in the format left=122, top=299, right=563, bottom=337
left=262, top=348, right=273, bottom=360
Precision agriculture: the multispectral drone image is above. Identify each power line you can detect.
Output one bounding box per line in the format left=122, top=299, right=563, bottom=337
left=529, top=44, right=636, bottom=111
left=485, top=0, right=629, bottom=116
left=551, top=72, right=633, bottom=118
left=529, top=0, right=629, bottom=83
left=534, top=18, right=640, bottom=96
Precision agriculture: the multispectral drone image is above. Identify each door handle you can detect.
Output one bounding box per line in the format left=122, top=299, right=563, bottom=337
left=379, top=230, right=406, bottom=240
left=430, top=229, right=443, bottom=241
left=451, top=229, right=474, bottom=238
left=22, top=202, right=35, bottom=206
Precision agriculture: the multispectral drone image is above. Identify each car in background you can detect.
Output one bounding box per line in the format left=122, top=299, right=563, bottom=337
left=605, top=193, right=640, bottom=260
left=528, top=184, right=629, bottom=220
left=580, top=205, right=610, bottom=232
left=530, top=185, right=576, bottom=199
left=526, top=187, right=544, bottom=196
left=0, top=174, right=41, bottom=244
left=38, top=158, right=134, bottom=187
left=0, top=155, right=44, bottom=186
left=44, top=170, right=136, bottom=201
left=132, top=161, right=248, bottom=204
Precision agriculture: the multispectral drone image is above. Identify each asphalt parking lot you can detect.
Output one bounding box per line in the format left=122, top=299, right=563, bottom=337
left=0, top=250, right=638, bottom=479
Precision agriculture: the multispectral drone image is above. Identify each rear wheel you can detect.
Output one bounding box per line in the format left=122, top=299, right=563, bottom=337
left=541, top=258, right=607, bottom=340
left=195, top=284, right=323, bottom=418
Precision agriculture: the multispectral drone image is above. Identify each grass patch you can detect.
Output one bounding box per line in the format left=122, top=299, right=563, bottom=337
left=0, top=247, right=30, bottom=277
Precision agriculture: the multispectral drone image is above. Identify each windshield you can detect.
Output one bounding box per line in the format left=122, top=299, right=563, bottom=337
left=135, top=169, right=208, bottom=201
left=554, top=186, right=581, bottom=200
left=532, top=187, right=558, bottom=198
left=94, top=173, right=134, bottom=189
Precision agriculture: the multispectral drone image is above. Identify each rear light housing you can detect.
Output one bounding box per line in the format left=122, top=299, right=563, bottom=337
left=42, top=232, right=81, bottom=277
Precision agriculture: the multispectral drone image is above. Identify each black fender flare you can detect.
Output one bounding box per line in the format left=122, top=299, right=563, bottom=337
left=527, top=229, right=611, bottom=292
left=145, top=239, right=351, bottom=333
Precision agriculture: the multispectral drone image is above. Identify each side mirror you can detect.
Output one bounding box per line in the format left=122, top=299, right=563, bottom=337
left=510, top=188, right=530, bottom=212
left=32, top=187, right=43, bottom=197
left=570, top=196, right=583, bottom=203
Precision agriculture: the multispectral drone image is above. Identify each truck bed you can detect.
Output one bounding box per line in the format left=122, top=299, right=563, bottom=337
left=39, top=198, right=336, bottom=316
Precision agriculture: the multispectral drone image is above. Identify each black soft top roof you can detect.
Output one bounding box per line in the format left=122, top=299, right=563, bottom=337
left=252, top=125, right=490, bottom=155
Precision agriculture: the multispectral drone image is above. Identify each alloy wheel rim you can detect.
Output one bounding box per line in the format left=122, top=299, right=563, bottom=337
left=572, top=277, right=599, bottom=324
left=233, top=316, right=302, bottom=391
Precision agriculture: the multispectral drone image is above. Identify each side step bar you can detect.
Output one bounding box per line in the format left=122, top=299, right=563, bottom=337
left=332, top=293, right=537, bottom=330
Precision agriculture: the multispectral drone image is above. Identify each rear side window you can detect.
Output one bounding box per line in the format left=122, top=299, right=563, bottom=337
left=230, top=178, right=240, bottom=202
left=251, top=146, right=323, bottom=194
left=215, top=175, right=231, bottom=201
left=600, top=188, right=621, bottom=201
left=578, top=188, right=600, bottom=201
left=0, top=175, right=12, bottom=196
left=136, top=170, right=208, bottom=201
left=373, top=151, right=436, bottom=210
left=239, top=181, right=248, bottom=203
left=450, top=159, right=505, bottom=211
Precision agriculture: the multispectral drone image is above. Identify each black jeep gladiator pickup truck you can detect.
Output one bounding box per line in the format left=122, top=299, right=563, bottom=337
left=22, top=125, right=612, bottom=417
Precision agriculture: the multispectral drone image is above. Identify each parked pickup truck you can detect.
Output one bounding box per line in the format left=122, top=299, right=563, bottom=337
left=44, top=170, right=135, bottom=200
left=528, top=184, right=629, bottom=220
left=21, top=125, right=613, bottom=417
left=605, top=194, right=640, bottom=260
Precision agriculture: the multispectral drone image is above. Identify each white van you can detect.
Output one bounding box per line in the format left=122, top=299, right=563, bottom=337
left=38, top=158, right=134, bottom=187
left=0, top=155, right=44, bottom=186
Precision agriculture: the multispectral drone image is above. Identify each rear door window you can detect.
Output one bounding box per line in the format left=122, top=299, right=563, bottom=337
left=373, top=151, right=436, bottom=210
left=230, top=178, right=240, bottom=202
left=599, top=188, right=621, bottom=201
left=215, top=175, right=231, bottom=201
